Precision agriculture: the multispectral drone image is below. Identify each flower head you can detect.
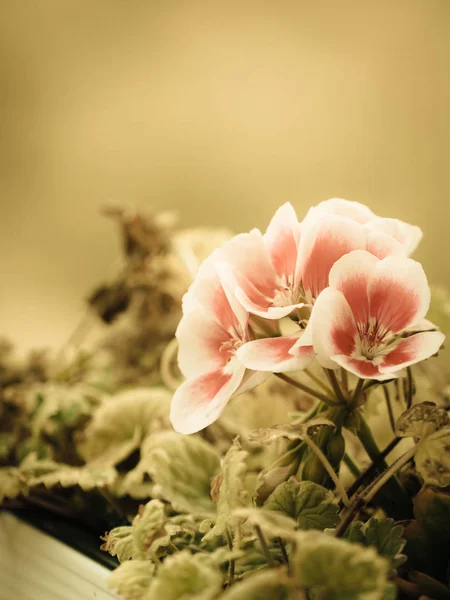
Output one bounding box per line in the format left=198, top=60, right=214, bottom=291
left=307, top=250, right=445, bottom=379
left=170, top=252, right=268, bottom=434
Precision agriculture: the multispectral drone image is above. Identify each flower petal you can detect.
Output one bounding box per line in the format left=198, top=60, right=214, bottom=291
left=366, top=217, right=423, bottom=256
left=236, top=335, right=314, bottom=372
left=217, top=261, right=303, bottom=319
left=297, top=215, right=366, bottom=300
left=368, top=256, right=431, bottom=334
left=263, top=202, right=301, bottom=278
left=182, top=249, right=247, bottom=330
left=176, top=309, right=229, bottom=378
left=380, top=331, right=445, bottom=373
left=328, top=250, right=378, bottom=326
left=365, top=230, right=406, bottom=259
left=309, top=287, right=358, bottom=368
left=330, top=355, right=394, bottom=380
left=306, top=198, right=375, bottom=224
left=234, top=369, right=271, bottom=394
left=170, top=364, right=246, bottom=434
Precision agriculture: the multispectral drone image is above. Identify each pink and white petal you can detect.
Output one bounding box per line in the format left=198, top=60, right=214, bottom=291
left=220, top=231, right=279, bottom=299
left=366, top=217, right=423, bottom=256
left=176, top=309, right=229, bottom=378
left=368, top=256, right=431, bottom=334
left=379, top=331, right=445, bottom=374
left=217, top=261, right=300, bottom=319
left=170, top=364, right=246, bottom=434
left=365, top=230, right=406, bottom=259
left=330, top=355, right=395, bottom=381
left=297, top=215, right=367, bottom=299
left=237, top=335, right=314, bottom=372
left=289, top=319, right=313, bottom=353
left=309, top=287, right=359, bottom=363
left=305, top=198, right=376, bottom=225
left=405, top=319, right=438, bottom=333
left=328, top=250, right=378, bottom=326
left=235, top=369, right=271, bottom=395
left=183, top=249, right=244, bottom=330
left=263, top=203, right=300, bottom=278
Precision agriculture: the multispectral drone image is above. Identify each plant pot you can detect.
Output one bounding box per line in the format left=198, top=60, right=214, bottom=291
left=0, top=511, right=119, bottom=600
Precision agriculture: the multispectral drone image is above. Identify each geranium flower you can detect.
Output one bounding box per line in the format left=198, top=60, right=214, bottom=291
left=170, top=252, right=270, bottom=434
left=306, top=250, right=445, bottom=379
left=227, top=204, right=405, bottom=372
left=307, top=198, right=422, bottom=256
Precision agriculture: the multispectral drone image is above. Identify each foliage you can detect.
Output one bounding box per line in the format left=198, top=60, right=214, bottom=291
left=1, top=206, right=450, bottom=600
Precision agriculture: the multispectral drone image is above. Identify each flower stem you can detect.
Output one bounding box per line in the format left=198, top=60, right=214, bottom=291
left=225, top=526, right=235, bottom=586
left=324, top=369, right=347, bottom=404
left=304, top=368, right=333, bottom=395
left=406, top=367, right=414, bottom=409
left=340, top=368, right=349, bottom=394
left=336, top=444, right=416, bottom=537
left=275, top=373, right=338, bottom=407
left=343, top=452, right=361, bottom=477
left=350, top=378, right=365, bottom=407
left=346, top=436, right=401, bottom=498
left=364, top=445, right=417, bottom=503
left=255, top=525, right=275, bottom=568
left=383, top=386, right=396, bottom=433
left=356, top=416, right=412, bottom=518
left=277, top=537, right=291, bottom=573
left=304, top=434, right=350, bottom=506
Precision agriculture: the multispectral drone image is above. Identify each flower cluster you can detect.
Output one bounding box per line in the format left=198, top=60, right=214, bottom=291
left=170, top=199, right=444, bottom=434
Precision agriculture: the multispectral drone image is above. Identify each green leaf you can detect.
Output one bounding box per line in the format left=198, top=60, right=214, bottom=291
left=415, top=427, right=450, bottom=487
left=232, top=507, right=297, bottom=541
left=248, top=418, right=334, bottom=444
left=101, top=526, right=135, bottom=563
left=142, top=431, right=220, bottom=516
left=132, top=499, right=170, bottom=559
left=20, top=456, right=117, bottom=491
left=291, top=531, right=389, bottom=598
left=108, top=559, right=155, bottom=600
left=146, top=550, right=222, bottom=600
left=403, top=487, right=450, bottom=581
left=202, top=440, right=250, bottom=542
left=220, top=568, right=289, bottom=600
left=264, top=477, right=339, bottom=531
left=344, top=518, right=406, bottom=569
left=0, top=467, right=25, bottom=502
left=364, top=518, right=407, bottom=568
left=77, top=387, right=171, bottom=466
left=396, top=402, right=449, bottom=439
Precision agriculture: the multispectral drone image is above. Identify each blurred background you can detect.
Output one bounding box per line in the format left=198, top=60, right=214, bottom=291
left=0, top=1, right=449, bottom=352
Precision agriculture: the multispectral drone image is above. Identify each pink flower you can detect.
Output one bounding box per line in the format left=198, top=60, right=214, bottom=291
left=307, top=198, right=422, bottom=256
left=307, top=250, right=445, bottom=380
left=170, top=252, right=268, bottom=434
left=225, top=204, right=404, bottom=373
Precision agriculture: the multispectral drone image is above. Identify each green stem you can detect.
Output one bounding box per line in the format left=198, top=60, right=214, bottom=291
left=350, top=378, right=365, bottom=407
left=365, top=446, right=417, bottom=502
left=346, top=436, right=401, bottom=499
left=324, top=369, right=347, bottom=404
left=406, top=367, right=414, bottom=409
left=383, top=386, right=396, bottom=433
left=304, top=434, right=350, bottom=505
left=343, top=452, right=361, bottom=477
left=304, top=368, right=333, bottom=395
left=255, top=525, right=275, bottom=568
left=275, top=373, right=338, bottom=407
left=336, top=444, right=418, bottom=537
left=225, top=527, right=235, bottom=586
left=356, top=415, right=412, bottom=518
left=340, top=368, right=349, bottom=394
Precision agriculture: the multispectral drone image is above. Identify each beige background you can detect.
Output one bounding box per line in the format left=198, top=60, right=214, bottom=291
left=1, top=1, right=449, bottom=351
